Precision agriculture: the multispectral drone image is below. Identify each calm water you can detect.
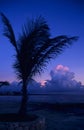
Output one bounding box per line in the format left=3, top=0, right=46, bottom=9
left=0, top=92, right=84, bottom=103
left=29, top=93, right=84, bottom=103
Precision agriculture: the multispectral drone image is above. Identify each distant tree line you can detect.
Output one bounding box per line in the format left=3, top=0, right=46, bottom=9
left=0, top=81, right=10, bottom=87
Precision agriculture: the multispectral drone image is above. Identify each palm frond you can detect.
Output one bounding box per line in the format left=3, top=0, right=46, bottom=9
left=0, top=13, right=18, bottom=52
left=31, top=35, right=78, bottom=64
left=19, top=16, right=50, bottom=49
left=31, top=36, right=78, bottom=76
left=49, top=35, right=78, bottom=44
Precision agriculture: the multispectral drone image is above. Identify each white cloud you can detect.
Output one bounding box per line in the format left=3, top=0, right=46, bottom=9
left=44, top=64, right=84, bottom=92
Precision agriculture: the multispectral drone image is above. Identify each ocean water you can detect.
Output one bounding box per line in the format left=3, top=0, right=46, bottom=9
left=0, top=92, right=84, bottom=104
left=29, top=93, right=84, bottom=103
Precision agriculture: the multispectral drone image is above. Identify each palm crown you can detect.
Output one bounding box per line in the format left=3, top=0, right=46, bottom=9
left=1, top=13, right=78, bottom=83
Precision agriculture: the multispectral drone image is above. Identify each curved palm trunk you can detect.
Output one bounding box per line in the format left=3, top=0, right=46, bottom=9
left=19, top=81, right=28, bottom=116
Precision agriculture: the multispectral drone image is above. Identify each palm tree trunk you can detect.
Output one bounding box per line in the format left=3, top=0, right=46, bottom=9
left=19, top=81, right=28, bottom=116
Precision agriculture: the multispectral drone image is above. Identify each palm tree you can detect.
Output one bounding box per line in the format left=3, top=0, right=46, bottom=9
left=0, top=13, right=78, bottom=116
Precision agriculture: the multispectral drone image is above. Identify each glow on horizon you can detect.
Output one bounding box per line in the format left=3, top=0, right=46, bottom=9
left=0, top=64, right=84, bottom=85
left=0, top=74, right=84, bottom=85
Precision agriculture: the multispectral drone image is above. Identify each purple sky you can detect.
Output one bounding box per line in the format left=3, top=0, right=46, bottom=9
left=0, top=0, right=84, bottom=84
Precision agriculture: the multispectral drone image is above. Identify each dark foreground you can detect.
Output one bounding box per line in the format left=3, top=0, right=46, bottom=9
left=0, top=113, right=37, bottom=122
left=29, top=102, right=84, bottom=130
left=0, top=96, right=84, bottom=129
left=0, top=102, right=84, bottom=130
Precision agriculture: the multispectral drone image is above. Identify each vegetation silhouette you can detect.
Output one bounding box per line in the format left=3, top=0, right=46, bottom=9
left=1, top=13, right=78, bottom=116
left=0, top=81, right=10, bottom=87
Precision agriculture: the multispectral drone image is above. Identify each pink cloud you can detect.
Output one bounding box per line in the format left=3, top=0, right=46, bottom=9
left=64, top=66, right=69, bottom=71
left=41, top=80, right=47, bottom=87
left=56, top=64, right=63, bottom=70
left=55, top=64, right=69, bottom=72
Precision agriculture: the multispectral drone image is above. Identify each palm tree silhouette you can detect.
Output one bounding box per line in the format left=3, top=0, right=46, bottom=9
left=1, top=13, right=78, bottom=116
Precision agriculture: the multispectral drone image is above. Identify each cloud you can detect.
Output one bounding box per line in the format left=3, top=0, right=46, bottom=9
left=0, top=65, right=84, bottom=94
left=0, top=80, right=42, bottom=94
left=44, top=64, right=84, bottom=92
left=55, top=64, right=69, bottom=71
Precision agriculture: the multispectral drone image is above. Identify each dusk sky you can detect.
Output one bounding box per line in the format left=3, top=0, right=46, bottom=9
left=0, top=0, right=84, bottom=85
